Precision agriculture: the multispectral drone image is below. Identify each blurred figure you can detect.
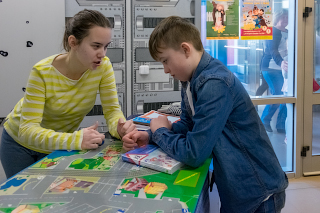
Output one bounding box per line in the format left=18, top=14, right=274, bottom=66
left=260, top=9, right=288, bottom=133
left=255, top=73, right=268, bottom=97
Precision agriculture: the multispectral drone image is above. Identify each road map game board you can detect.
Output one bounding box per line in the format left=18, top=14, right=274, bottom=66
left=0, top=136, right=211, bottom=213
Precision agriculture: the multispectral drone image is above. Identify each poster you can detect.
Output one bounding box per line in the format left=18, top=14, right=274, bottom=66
left=241, top=0, right=273, bottom=40
left=206, top=0, right=239, bottom=40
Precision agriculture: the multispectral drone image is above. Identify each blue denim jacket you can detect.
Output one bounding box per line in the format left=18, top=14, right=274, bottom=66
left=151, top=51, right=288, bottom=212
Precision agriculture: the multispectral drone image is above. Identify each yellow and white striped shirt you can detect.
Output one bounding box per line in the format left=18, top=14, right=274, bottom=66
left=4, top=54, right=125, bottom=154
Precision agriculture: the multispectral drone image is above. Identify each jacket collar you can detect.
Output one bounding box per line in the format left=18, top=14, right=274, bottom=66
left=181, top=51, right=212, bottom=88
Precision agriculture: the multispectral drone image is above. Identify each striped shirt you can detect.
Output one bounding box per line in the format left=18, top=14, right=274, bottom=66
left=4, top=54, right=125, bottom=154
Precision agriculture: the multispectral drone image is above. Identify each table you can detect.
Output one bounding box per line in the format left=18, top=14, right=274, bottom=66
left=0, top=134, right=211, bottom=213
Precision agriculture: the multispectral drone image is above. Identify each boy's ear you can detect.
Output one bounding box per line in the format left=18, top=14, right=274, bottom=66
left=68, top=35, right=78, bottom=49
left=181, top=42, right=191, bottom=57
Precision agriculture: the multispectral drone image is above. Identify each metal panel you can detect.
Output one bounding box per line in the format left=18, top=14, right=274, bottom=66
left=131, top=0, right=195, bottom=114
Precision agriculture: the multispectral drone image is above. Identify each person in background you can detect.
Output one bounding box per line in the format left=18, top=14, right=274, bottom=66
left=0, top=9, right=135, bottom=179
left=260, top=9, right=288, bottom=133
left=122, top=16, right=288, bottom=213
left=255, top=72, right=269, bottom=97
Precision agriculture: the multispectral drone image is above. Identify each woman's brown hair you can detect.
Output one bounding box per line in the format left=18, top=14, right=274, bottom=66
left=63, top=9, right=111, bottom=52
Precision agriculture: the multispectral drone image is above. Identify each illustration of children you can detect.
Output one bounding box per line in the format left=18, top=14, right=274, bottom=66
left=245, top=10, right=254, bottom=25
left=253, top=5, right=260, bottom=28
left=243, top=9, right=255, bottom=30
left=258, top=9, right=268, bottom=27
left=258, top=8, right=264, bottom=17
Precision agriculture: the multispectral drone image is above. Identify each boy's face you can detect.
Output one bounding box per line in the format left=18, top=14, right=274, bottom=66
left=157, top=46, right=193, bottom=82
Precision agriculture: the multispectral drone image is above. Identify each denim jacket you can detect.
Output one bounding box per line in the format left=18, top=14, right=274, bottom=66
left=151, top=51, right=288, bottom=212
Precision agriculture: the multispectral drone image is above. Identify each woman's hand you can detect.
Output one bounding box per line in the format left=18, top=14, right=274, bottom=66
left=150, top=116, right=172, bottom=133
left=281, top=60, right=288, bottom=72
left=122, top=131, right=149, bottom=151
left=117, top=118, right=136, bottom=139
left=81, top=122, right=105, bottom=150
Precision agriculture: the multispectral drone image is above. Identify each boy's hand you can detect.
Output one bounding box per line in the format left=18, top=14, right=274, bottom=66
left=122, top=131, right=149, bottom=151
left=82, top=122, right=105, bottom=150
left=150, top=116, right=172, bottom=133
left=117, top=118, right=136, bottom=139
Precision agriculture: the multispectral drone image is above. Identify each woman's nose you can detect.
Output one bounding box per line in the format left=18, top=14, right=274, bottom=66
left=99, top=48, right=106, bottom=57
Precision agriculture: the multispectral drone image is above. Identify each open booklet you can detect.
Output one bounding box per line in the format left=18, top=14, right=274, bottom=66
left=132, top=110, right=180, bottom=126
left=122, top=144, right=184, bottom=174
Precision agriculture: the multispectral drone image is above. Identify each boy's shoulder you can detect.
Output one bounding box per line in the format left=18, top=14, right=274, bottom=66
left=196, top=56, right=233, bottom=85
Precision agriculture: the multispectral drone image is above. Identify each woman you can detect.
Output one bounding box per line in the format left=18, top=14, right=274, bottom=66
left=260, top=9, right=288, bottom=133
left=0, top=9, right=135, bottom=178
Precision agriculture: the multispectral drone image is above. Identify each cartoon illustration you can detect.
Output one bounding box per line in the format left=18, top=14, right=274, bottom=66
left=69, top=145, right=122, bottom=170
left=0, top=177, right=27, bottom=191
left=122, top=144, right=183, bottom=174
left=258, top=9, right=268, bottom=27
left=119, top=178, right=168, bottom=196
left=103, top=149, right=121, bottom=160
left=241, top=1, right=273, bottom=40
left=144, top=182, right=168, bottom=195
left=120, top=178, right=149, bottom=192
left=47, top=177, right=79, bottom=193
left=147, top=154, right=175, bottom=167
left=47, top=177, right=94, bottom=193
left=243, top=4, right=270, bottom=31
left=244, top=10, right=253, bottom=24
left=11, top=204, right=40, bottom=213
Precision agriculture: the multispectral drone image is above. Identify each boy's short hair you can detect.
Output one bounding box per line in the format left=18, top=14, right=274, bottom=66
left=149, top=16, right=204, bottom=61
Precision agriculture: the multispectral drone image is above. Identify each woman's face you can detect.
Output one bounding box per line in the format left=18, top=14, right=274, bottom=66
left=74, top=26, right=112, bottom=70
left=277, top=16, right=288, bottom=31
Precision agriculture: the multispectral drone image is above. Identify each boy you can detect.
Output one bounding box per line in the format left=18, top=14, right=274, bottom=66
left=122, top=16, right=288, bottom=212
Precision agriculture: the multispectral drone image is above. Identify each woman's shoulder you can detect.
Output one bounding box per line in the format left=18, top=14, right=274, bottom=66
left=98, top=56, right=112, bottom=71
left=101, top=56, right=111, bottom=65
left=33, top=54, right=60, bottom=70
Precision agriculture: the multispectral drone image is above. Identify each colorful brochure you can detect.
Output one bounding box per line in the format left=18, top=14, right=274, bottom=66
left=206, top=0, right=239, bottom=40
left=122, top=145, right=184, bottom=174
left=241, top=0, right=273, bottom=40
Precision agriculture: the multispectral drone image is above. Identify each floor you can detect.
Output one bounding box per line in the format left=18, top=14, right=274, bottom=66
left=208, top=176, right=320, bottom=213
left=1, top=126, right=320, bottom=212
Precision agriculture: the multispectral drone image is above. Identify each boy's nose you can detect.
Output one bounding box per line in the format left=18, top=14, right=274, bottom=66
left=163, top=67, right=170, bottom=74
